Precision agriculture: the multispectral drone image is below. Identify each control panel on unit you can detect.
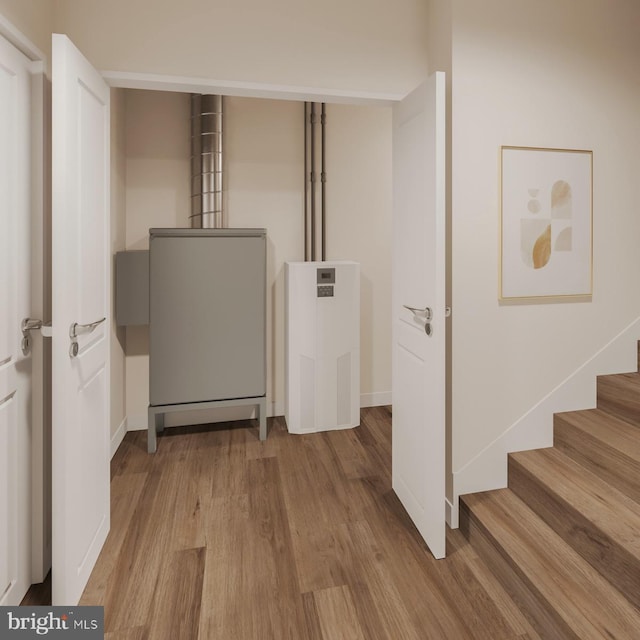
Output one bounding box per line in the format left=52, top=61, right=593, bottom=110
left=317, top=267, right=335, bottom=297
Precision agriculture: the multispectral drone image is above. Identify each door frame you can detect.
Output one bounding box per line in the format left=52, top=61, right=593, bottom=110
left=0, top=14, right=49, bottom=584
left=106, top=69, right=451, bottom=529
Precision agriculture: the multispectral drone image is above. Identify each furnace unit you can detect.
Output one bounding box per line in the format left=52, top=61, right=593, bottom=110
left=148, top=228, right=267, bottom=451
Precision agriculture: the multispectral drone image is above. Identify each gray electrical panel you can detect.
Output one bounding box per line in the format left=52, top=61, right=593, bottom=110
left=149, top=228, right=266, bottom=409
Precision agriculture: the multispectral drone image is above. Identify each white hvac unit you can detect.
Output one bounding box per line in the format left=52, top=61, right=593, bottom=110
left=285, top=261, right=360, bottom=434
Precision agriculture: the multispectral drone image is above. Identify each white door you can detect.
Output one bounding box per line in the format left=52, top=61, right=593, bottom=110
left=0, top=33, right=33, bottom=606
left=392, top=72, right=446, bottom=559
left=52, top=33, right=111, bottom=605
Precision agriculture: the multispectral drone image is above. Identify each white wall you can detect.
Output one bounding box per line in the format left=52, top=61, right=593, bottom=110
left=123, top=91, right=393, bottom=427
left=53, top=0, right=429, bottom=96
left=450, top=0, right=640, bottom=499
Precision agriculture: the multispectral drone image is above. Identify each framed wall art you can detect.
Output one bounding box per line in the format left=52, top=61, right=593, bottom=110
left=500, top=146, right=593, bottom=302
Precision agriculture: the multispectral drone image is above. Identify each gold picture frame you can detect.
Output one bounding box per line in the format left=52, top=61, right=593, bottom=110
left=499, top=146, right=593, bottom=303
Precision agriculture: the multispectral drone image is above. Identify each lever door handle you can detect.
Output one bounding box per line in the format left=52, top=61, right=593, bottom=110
left=403, top=305, right=433, bottom=321
left=403, top=305, right=433, bottom=336
left=69, top=317, right=106, bottom=339
left=69, top=317, right=106, bottom=357
left=22, top=318, right=43, bottom=332
left=20, top=317, right=51, bottom=355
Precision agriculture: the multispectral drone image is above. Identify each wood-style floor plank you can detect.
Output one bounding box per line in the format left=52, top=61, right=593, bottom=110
left=43, top=408, right=550, bottom=639
left=313, top=585, right=367, bottom=640
left=448, top=533, right=541, bottom=640
left=104, top=626, right=148, bottom=640
left=147, top=547, right=205, bottom=640
left=102, top=460, right=184, bottom=631
left=80, top=471, right=148, bottom=606
left=334, top=520, right=425, bottom=640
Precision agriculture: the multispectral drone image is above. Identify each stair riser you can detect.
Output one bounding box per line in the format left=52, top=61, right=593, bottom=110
left=554, top=417, right=640, bottom=504
left=508, top=456, right=640, bottom=610
left=459, top=500, right=580, bottom=640
left=596, top=376, right=640, bottom=427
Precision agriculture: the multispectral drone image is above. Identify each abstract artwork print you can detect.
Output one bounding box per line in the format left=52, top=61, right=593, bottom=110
left=500, top=147, right=592, bottom=301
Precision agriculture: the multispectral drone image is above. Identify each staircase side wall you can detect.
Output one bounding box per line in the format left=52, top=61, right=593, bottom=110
left=449, top=318, right=640, bottom=528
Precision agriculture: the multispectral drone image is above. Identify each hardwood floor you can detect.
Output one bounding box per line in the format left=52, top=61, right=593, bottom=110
left=28, top=407, right=541, bottom=639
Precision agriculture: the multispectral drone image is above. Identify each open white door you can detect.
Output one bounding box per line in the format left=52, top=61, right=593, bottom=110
left=52, top=33, right=111, bottom=605
left=0, top=33, right=34, bottom=606
left=392, top=72, right=446, bottom=559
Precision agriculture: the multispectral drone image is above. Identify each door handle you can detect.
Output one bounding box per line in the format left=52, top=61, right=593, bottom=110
left=20, top=317, right=52, bottom=356
left=69, top=317, right=106, bottom=339
left=403, top=305, right=433, bottom=320
left=403, top=305, right=433, bottom=336
left=69, top=317, right=106, bottom=357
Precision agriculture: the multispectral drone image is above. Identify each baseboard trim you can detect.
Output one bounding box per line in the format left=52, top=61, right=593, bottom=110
left=111, top=418, right=127, bottom=458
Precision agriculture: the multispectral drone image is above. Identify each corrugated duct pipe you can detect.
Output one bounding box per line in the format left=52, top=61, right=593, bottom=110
left=191, top=94, right=223, bottom=228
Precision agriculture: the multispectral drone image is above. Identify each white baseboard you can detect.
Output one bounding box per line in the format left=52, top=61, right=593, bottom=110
left=111, top=418, right=127, bottom=458
left=360, top=391, right=392, bottom=407
left=452, top=317, right=640, bottom=522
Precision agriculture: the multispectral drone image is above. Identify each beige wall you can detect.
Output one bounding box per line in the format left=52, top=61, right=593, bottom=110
left=325, top=104, right=392, bottom=402
left=53, top=0, right=429, bottom=96
left=0, top=0, right=53, bottom=58
left=450, top=0, right=640, bottom=488
left=123, top=91, right=392, bottom=426
left=123, top=90, right=190, bottom=425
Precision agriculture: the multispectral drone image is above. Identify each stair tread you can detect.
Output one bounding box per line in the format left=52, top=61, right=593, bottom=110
left=461, top=489, right=640, bottom=638
left=598, top=371, right=640, bottom=384
left=555, top=408, right=640, bottom=462
left=510, top=447, right=640, bottom=557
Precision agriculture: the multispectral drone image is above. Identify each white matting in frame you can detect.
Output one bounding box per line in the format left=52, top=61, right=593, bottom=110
left=500, top=146, right=593, bottom=302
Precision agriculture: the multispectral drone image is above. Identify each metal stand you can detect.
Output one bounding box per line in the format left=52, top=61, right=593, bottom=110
left=147, top=396, right=267, bottom=453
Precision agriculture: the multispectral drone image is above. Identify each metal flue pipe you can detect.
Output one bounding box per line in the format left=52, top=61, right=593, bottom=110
left=191, top=94, right=223, bottom=228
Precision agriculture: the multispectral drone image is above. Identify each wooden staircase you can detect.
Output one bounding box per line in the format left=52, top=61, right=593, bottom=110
left=460, top=341, right=640, bottom=639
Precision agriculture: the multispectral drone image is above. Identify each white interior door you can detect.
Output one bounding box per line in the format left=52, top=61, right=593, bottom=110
left=392, top=72, right=446, bottom=559
left=52, top=33, right=111, bottom=605
left=0, top=33, right=33, bottom=606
